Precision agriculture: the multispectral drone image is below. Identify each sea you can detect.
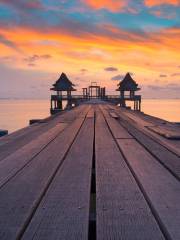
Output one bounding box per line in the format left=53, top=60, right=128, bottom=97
left=0, top=99, right=179, bottom=133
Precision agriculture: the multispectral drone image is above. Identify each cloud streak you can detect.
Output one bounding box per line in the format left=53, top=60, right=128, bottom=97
left=82, top=0, right=128, bottom=12
left=104, top=67, right=118, bottom=71
left=0, top=0, right=43, bottom=11
left=171, top=72, right=180, bottom=76
left=23, top=54, right=52, bottom=66
left=144, top=0, right=179, bottom=7
left=111, top=74, right=124, bottom=80
left=0, top=33, right=20, bottom=52
left=159, top=74, right=167, bottom=77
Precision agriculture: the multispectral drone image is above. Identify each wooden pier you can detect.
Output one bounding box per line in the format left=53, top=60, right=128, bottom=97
left=0, top=101, right=179, bottom=240
left=50, top=72, right=141, bottom=114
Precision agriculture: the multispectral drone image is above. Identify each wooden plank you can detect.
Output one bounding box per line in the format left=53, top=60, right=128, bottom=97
left=117, top=138, right=180, bottom=240
left=0, top=123, right=67, bottom=188
left=0, top=104, right=88, bottom=161
left=22, top=116, right=94, bottom=240
left=109, top=112, right=119, bottom=119
left=0, top=124, right=44, bottom=147
left=109, top=104, right=180, bottom=156
left=119, top=120, right=180, bottom=179
left=106, top=105, right=180, bottom=179
left=0, top=110, right=87, bottom=240
left=95, top=109, right=164, bottom=240
left=86, top=108, right=94, bottom=118
left=121, top=110, right=156, bottom=127
left=100, top=106, right=133, bottom=139
left=147, top=125, right=180, bottom=139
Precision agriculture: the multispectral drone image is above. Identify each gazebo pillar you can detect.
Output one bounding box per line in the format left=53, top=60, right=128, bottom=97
left=66, top=90, right=73, bottom=109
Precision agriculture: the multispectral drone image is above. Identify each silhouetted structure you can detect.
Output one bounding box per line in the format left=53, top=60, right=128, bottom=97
left=116, top=73, right=141, bottom=111
left=82, top=83, right=106, bottom=99
left=100, top=87, right=106, bottom=99
left=50, top=73, right=76, bottom=114
left=0, top=129, right=8, bottom=137
left=50, top=72, right=141, bottom=115
left=89, top=82, right=101, bottom=99
left=82, top=88, right=88, bottom=99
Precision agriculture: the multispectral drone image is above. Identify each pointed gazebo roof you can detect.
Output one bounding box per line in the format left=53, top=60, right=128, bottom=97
left=116, top=73, right=140, bottom=91
left=51, top=73, right=76, bottom=91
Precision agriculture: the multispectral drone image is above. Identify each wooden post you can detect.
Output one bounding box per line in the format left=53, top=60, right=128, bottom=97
left=139, top=100, right=141, bottom=111
left=50, top=99, right=53, bottom=110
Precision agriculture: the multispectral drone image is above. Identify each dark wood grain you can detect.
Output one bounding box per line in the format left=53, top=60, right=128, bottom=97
left=105, top=105, right=180, bottom=179
left=95, top=108, right=164, bottom=240
left=22, top=113, right=94, bottom=240
left=0, top=123, right=67, bottom=188
left=0, top=110, right=87, bottom=240
left=117, top=138, right=180, bottom=240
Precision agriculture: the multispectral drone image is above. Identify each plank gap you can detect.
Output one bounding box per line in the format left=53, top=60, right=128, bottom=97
left=88, top=110, right=96, bottom=240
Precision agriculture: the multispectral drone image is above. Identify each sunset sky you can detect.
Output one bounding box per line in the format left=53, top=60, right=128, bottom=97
left=0, top=0, right=180, bottom=98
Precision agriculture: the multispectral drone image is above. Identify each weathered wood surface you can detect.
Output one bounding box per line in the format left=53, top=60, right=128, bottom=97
left=0, top=108, right=89, bottom=239
left=0, top=104, right=88, bottom=161
left=0, top=123, right=67, bottom=188
left=111, top=105, right=180, bottom=156
left=147, top=125, right=180, bottom=139
left=105, top=104, right=180, bottom=180
left=101, top=106, right=133, bottom=139
left=100, top=105, right=180, bottom=240
left=95, top=108, right=164, bottom=240
left=22, top=112, right=94, bottom=240
left=0, top=101, right=179, bottom=240
left=117, top=139, right=180, bottom=240
left=120, top=120, right=180, bottom=179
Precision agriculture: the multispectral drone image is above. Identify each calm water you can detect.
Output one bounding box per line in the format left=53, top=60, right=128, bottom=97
left=141, top=99, right=180, bottom=123
left=0, top=100, right=50, bottom=133
left=0, top=99, right=179, bottom=133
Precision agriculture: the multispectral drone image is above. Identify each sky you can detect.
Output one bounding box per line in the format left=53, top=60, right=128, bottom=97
left=0, top=0, right=180, bottom=99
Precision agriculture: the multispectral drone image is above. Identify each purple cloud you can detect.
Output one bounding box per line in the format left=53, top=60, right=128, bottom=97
left=111, top=74, right=124, bottom=80
left=104, top=67, right=118, bottom=72
left=147, top=83, right=180, bottom=91
left=0, top=0, right=43, bottom=11
left=0, top=34, right=19, bottom=52
left=23, top=54, right=52, bottom=65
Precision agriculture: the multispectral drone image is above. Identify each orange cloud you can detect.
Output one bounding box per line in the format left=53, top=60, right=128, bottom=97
left=82, top=0, right=127, bottom=12
left=144, top=0, right=179, bottom=7
left=0, top=25, right=180, bottom=90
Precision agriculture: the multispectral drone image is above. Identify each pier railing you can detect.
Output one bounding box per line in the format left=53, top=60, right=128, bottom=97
left=105, top=95, right=141, bottom=100
left=51, top=94, right=141, bottom=101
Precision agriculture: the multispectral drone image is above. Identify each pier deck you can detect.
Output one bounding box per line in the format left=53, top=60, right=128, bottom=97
left=0, top=101, right=179, bottom=240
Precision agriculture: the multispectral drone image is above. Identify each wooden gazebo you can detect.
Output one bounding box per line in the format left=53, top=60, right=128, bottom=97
left=50, top=73, right=76, bottom=114
left=116, top=73, right=141, bottom=110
